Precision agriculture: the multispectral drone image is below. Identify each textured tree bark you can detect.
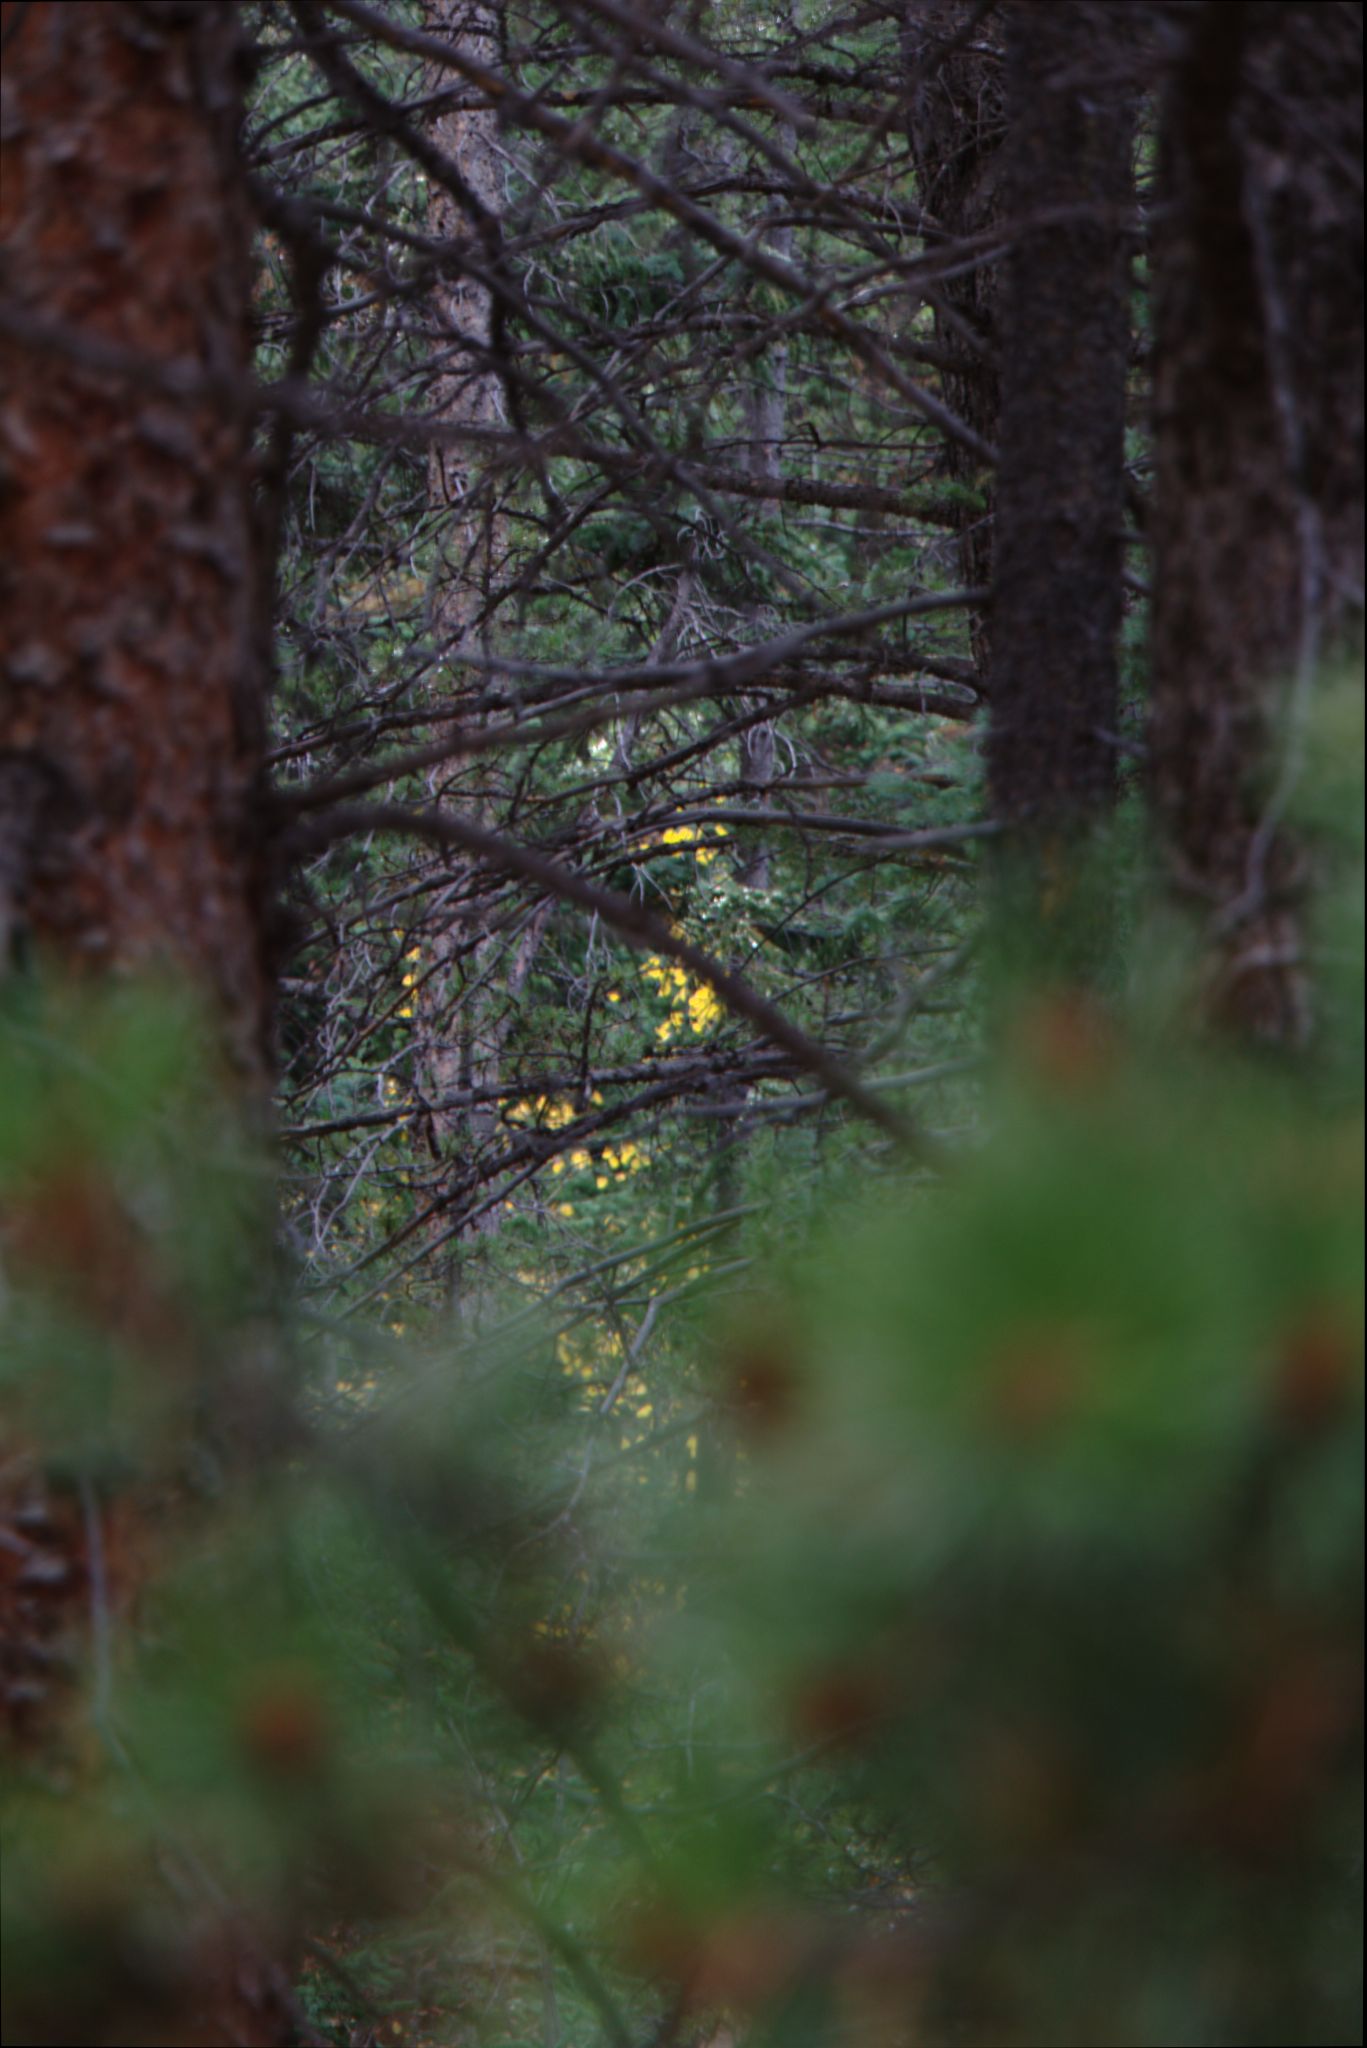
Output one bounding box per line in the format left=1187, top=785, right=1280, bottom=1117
left=424, top=0, right=506, bottom=657
left=417, top=0, right=547, bottom=1285
left=0, top=13, right=301, bottom=2042
left=736, top=106, right=793, bottom=897
left=905, top=0, right=1006, bottom=682
left=0, top=0, right=271, bottom=1080
left=987, top=0, right=1134, bottom=977
left=421, top=2, right=505, bottom=1162
left=1149, top=1, right=1364, bottom=1048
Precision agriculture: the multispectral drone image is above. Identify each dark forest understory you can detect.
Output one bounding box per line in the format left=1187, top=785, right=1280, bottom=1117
left=1, top=5, right=1362, bottom=2044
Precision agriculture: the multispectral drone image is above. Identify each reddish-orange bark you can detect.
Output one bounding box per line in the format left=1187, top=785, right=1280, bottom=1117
left=0, top=0, right=270, bottom=1075
left=0, top=12, right=298, bottom=2041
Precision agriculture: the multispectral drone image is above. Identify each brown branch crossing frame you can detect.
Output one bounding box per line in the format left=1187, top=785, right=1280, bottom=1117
left=290, top=802, right=940, bottom=1157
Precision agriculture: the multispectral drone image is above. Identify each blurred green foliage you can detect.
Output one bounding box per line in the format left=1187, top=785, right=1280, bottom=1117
left=3, top=4, right=1359, bottom=2038
left=4, top=691, right=1361, bottom=2047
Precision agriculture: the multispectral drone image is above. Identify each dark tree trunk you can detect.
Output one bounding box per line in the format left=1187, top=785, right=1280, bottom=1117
left=905, top=0, right=1007, bottom=680
left=0, top=0, right=271, bottom=1079
left=0, top=11, right=296, bottom=2042
left=420, top=0, right=508, bottom=1190
left=1149, top=1, right=1364, bottom=1048
left=987, top=1, right=1134, bottom=976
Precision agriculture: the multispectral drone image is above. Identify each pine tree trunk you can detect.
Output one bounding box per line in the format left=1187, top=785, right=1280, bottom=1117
left=1148, top=1, right=1364, bottom=1048
left=905, top=0, right=1006, bottom=682
left=0, top=0, right=270, bottom=1080
left=736, top=106, right=794, bottom=896
left=987, top=1, right=1134, bottom=979
left=417, top=0, right=530, bottom=1283
left=0, top=12, right=300, bottom=2041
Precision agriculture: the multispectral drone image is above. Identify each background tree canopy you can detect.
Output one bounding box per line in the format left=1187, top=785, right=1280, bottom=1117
left=1, top=3, right=1362, bottom=2045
